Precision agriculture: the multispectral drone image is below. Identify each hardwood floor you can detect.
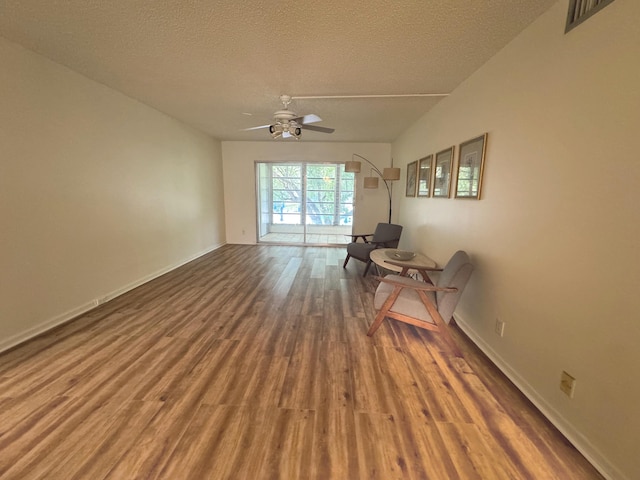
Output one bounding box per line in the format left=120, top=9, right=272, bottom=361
left=0, top=244, right=603, bottom=479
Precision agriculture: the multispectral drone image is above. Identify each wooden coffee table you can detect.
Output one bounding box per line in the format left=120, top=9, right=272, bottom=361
left=369, top=248, right=438, bottom=282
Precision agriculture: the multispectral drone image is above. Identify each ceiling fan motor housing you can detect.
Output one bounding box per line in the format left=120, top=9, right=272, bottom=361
left=273, top=110, right=297, bottom=121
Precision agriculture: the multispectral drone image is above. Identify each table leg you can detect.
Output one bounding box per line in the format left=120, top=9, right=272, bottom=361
left=418, top=269, right=434, bottom=284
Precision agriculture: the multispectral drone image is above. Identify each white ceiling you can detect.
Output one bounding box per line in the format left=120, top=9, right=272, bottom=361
left=0, top=0, right=556, bottom=142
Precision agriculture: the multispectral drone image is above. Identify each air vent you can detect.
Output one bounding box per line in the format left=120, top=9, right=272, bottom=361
left=565, top=0, right=615, bottom=33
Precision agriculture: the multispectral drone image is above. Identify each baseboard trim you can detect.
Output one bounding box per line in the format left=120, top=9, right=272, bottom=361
left=453, top=314, right=625, bottom=480
left=0, top=242, right=225, bottom=354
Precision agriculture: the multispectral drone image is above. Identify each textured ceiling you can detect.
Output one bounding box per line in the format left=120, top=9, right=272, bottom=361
left=0, top=0, right=556, bottom=142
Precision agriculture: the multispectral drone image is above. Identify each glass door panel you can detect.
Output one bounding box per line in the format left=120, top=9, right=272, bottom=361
left=256, top=162, right=353, bottom=245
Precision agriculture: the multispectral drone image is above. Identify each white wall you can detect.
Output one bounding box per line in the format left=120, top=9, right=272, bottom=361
left=222, top=141, right=392, bottom=244
left=0, top=37, right=226, bottom=351
left=392, top=1, right=639, bottom=479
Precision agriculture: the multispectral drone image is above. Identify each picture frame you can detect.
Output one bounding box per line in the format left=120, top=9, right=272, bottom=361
left=433, top=146, right=454, bottom=198
left=405, top=161, right=418, bottom=197
left=455, top=133, right=488, bottom=199
left=417, top=155, right=433, bottom=197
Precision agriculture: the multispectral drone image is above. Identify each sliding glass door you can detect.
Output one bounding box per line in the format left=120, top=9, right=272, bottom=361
left=256, top=162, right=354, bottom=245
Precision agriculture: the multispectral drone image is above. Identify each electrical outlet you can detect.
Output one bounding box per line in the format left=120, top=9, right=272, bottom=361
left=494, top=318, right=505, bottom=337
left=560, top=371, right=576, bottom=398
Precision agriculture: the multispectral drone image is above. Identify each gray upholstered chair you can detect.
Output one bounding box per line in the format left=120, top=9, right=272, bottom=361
left=367, top=250, right=473, bottom=355
left=343, top=223, right=403, bottom=276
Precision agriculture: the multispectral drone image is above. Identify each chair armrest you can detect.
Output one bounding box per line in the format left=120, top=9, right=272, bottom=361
left=375, top=275, right=458, bottom=293
left=383, top=259, right=443, bottom=271
left=348, top=233, right=374, bottom=242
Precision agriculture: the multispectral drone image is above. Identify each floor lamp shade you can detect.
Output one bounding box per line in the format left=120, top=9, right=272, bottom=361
left=363, top=177, right=379, bottom=188
left=344, top=160, right=361, bottom=173
left=382, top=167, right=401, bottom=181
left=350, top=153, right=398, bottom=223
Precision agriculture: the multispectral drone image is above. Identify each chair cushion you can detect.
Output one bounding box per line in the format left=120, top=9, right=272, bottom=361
left=346, top=242, right=377, bottom=261
left=374, top=276, right=436, bottom=325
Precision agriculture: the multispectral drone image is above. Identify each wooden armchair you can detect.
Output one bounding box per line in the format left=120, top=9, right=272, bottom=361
left=367, top=250, right=473, bottom=356
left=343, top=223, right=403, bottom=276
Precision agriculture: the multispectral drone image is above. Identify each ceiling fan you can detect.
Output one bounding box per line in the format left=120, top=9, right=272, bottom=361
left=243, top=94, right=335, bottom=139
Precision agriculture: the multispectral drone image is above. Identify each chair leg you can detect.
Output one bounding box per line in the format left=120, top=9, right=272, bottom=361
left=438, top=325, right=463, bottom=357
left=416, top=291, right=463, bottom=357
left=343, top=254, right=351, bottom=268
left=363, top=259, right=373, bottom=276
left=367, top=285, right=403, bottom=336
left=367, top=311, right=386, bottom=336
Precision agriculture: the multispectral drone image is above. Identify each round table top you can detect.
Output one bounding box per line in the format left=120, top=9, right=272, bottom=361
left=370, top=248, right=436, bottom=273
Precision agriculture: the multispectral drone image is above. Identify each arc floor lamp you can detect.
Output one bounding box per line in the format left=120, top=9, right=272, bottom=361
left=345, top=154, right=401, bottom=223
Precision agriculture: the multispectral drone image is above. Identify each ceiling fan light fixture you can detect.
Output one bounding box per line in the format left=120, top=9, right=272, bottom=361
left=289, top=127, right=302, bottom=140
left=270, top=123, right=286, bottom=138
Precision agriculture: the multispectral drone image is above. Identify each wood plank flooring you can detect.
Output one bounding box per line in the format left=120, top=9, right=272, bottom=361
left=0, top=244, right=603, bottom=479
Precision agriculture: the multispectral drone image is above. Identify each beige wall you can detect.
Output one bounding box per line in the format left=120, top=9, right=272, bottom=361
left=222, top=141, right=393, bottom=244
left=392, top=1, right=639, bottom=479
left=0, top=38, right=226, bottom=350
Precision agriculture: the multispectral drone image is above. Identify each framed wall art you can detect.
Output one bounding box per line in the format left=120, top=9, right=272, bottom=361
left=417, top=155, right=433, bottom=197
left=433, top=146, right=454, bottom=198
left=455, top=133, right=487, bottom=199
left=405, top=160, right=418, bottom=197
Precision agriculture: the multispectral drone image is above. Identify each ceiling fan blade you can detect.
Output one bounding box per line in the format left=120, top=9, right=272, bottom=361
left=300, top=124, right=335, bottom=134
left=242, top=124, right=271, bottom=131
left=292, top=114, right=322, bottom=125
